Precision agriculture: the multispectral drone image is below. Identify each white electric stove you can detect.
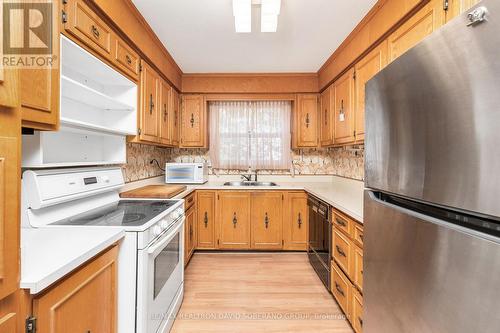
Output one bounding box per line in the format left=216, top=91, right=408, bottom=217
left=22, top=167, right=185, bottom=333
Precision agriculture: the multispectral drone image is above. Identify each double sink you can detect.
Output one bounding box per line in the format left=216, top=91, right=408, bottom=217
left=223, top=181, right=278, bottom=187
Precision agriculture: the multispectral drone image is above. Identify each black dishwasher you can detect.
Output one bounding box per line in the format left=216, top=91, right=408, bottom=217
left=307, top=195, right=331, bottom=290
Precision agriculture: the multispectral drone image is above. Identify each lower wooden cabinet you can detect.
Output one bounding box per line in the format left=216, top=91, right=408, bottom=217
left=196, top=191, right=216, bottom=249
left=184, top=198, right=197, bottom=265
left=32, top=245, right=118, bottom=333
left=351, top=288, right=364, bottom=333
left=283, top=192, right=308, bottom=250
left=250, top=192, right=283, bottom=250
left=218, top=191, right=251, bottom=250
left=331, top=262, right=351, bottom=317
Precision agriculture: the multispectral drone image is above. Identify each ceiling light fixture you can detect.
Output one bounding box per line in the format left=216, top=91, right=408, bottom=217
left=261, top=0, right=281, bottom=32
left=233, top=0, right=252, bottom=33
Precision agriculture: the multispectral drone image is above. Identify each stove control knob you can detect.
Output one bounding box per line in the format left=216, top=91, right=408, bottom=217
left=153, top=225, right=162, bottom=237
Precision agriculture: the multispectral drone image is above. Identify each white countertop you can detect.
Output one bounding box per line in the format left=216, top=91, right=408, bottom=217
left=124, top=175, right=365, bottom=222
left=21, top=227, right=125, bottom=294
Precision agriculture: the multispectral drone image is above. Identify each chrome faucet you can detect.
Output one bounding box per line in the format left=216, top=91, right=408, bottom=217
left=241, top=174, right=252, bottom=181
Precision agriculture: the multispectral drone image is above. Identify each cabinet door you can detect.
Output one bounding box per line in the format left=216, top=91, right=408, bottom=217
left=353, top=245, right=363, bottom=293
left=250, top=192, right=283, bottom=250
left=354, top=41, right=388, bottom=143
left=180, top=94, right=205, bottom=148
left=184, top=205, right=196, bottom=265
left=33, top=246, right=118, bottom=333
left=139, top=60, right=159, bottom=143
left=283, top=192, right=308, bottom=251
left=320, top=86, right=333, bottom=146
left=333, top=68, right=355, bottom=145
left=388, top=0, right=446, bottom=62
left=351, top=289, right=363, bottom=333
left=114, top=37, right=140, bottom=81
left=0, top=137, right=19, bottom=300
left=197, top=191, right=216, bottom=249
left=218, top=192, right=250, bottom=249
left=294, top=94, right=319, bottom=148
left=158, top=80, right=171, bottom=145
left=170, top=89, right=180, bottom=146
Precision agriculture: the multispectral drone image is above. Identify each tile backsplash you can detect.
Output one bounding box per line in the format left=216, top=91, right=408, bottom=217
left=123, top=144, right=365, bottom=183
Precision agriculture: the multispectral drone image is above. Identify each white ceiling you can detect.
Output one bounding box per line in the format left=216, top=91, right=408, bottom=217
left=131, top=0, right=377, bottom=73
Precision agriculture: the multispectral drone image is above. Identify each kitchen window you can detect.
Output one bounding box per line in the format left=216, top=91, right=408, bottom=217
left=209, top=100, right=291, bottom=170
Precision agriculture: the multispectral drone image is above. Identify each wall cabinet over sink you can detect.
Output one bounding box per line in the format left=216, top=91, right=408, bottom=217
left=293, top=94, right=319, bottom=148
left=180, top=94, right=207, bottom=148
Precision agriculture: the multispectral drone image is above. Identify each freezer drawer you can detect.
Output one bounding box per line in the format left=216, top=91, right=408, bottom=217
left=364, top=190, right=500, bottom=333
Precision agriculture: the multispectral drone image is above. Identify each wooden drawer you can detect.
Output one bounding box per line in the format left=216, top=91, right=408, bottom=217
left=331, top=262, right=351, bottom=318
left=333, top=228, right=352, bottom=275
left=332, top=209, right=353, bottom=236
left=185, top=192, right=196, bottom=210
left=351, top=288, right=364, bottom=333
left=65, top=0, right=114, bottom=58
left=115, top=38, right=140, bottom=81
left=354, top=223, right=364, bottom=247
left=353, top=245, right=363, bottom=292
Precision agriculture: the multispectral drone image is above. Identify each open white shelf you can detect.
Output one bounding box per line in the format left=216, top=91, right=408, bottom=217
left=60, top=117, right=136, bottom=136
left=61, top=75, right=134, bottom=111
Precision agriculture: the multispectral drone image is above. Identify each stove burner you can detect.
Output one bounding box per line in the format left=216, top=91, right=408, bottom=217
left=123, top=213, right=147, bottom=223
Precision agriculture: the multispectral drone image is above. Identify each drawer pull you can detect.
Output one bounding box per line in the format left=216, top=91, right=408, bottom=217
left=264, top=212, right=269, bottom=229
left=359, top=234, right=364, bottom=241
left=336, top=245, right=346, bottom=257
left=204, top=212, right=208, bottom=228
left=336, top=217, right=347, bottom=227
left=91, top=25, right=100, bottom=39
left=187, top=196, right=194, bottom=203
left=233, top=212, right=237, bottom=228
left=334, top=282, right=345, bottom=297
left=358, top=317, right=363, bottom=327
left=297, top=212, right=302, bottom=229
left=126, top=54, right=132, bottom=65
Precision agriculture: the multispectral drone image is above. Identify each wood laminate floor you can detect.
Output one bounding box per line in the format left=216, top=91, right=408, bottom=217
left=171, top=252, right=353, bottom=333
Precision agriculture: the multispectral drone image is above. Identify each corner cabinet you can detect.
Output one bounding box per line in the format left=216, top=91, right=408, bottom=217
left=180, top=94, right=207, bottom=148
left=293, top=94, right=319, bottom=148
left=33, top=246, right=118, bottom=333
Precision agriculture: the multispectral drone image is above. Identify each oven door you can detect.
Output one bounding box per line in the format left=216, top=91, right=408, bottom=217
left=137, top=217, right=185, bottom=333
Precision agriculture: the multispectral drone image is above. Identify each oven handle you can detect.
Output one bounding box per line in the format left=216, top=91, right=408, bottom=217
left=148, top=216, right=185, bottom=255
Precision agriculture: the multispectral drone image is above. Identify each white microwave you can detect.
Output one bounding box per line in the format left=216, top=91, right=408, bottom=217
left=165, top=163, right=208, bottom=184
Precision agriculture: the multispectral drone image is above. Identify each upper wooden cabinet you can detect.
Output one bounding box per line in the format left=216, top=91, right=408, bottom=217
left=159, top=80, right=172, bottom=145
left=353, top=41, right=388, bottom=143
left=293, top=94, right=319, bottom=148
left=138, top=60, right=160, bottom=143
left=320, top=86, right=334, bottom=147
left=33, top=246, right=118, bottom=333
left=333, top=68, right=355, bottom=145
left=196, top=191, right=216, bottom=249
left=180, top=94, right=207, bottom=148
left=218, top=192, right=251, bottom=250
left=283, top=192, right=308, bottom=251
left=388, top=0, right=446, bottom=63
left=114, top=38, right=140, bottom=81
left=170, top=89, right=180, bottom=146
left=250, top=192, right=283, bottom=250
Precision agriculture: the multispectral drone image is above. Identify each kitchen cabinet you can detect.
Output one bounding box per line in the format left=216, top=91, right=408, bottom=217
left=283, top=192, right=308, bottom=251
left=139, top=60, right=160, bottom=143
left=180, top=94, right=207, bottom=148
left=184, top=192, right=197, bottom=265
left=250, top=192, right=283, bottom=250
left=196, top=191, right=216, bottom=249
left=353, top=41, right=388, bottom=143
left=114, top=38, right=140, bottom=81
left=320, top=86, right=334, bottom=146
left=351, top=289, right=364, bottom=333
left=333, top=228, right=352, bottom=276
left=388, top=0, right=446, bottom=63
left=33, top=245, right=118, bottom=333
left=159, top=80, right=172, bottom=145
left=331, top=262, right=351, bottom=319
left=333, top=68, right=355, bottom=145
left=293, top=94, right=319, bottom=148
left=170, top=89, right=180, bottom=146
left=353, top=245, right=363, bottom=293
left=218, top=192, right=251, bottom=249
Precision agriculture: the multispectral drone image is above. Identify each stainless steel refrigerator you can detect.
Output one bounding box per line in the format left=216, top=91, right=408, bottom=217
left=364, top=1, right=500, bottom=332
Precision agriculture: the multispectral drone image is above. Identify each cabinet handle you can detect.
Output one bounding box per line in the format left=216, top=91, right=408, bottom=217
left=264, top=212, right=269, bottom=229
left=174, top=110, right=178, bottom=126
left=359, top=234, right=364, bottom=241
left=336, top=245, right=346, bottom=257
left=91, top=25, right=100, bottom=39
left=190, top=113, right=195, bottom=127
left=126, top=54, right=132, bottom=65
left=335, top=282, right=345, bottom=297
left=232, top=212, right=237, bottom=228
left=297, top=212, right=302, bottom=229
left=204, top=212, right=208, bottom=228
left=305, top=113, right=310, bottom=128
left=189, top=225, right=193, bottom=240
left=149, top=94, right=154, bottom=114
left=164, top=104, right=167, bottom=122
left=324, top=109, right=328, bottom=125
left=339, top=99, right=344, bottom=120
left=336, top=217, right=347, bottom=227
left=358, top=317, right=363, bottom=327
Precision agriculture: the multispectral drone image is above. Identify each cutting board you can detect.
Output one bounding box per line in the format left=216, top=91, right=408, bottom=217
left=120, top=185, right=187, bottom=199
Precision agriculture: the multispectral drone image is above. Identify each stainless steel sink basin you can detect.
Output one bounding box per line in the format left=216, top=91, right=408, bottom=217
left=223, top=181, right=278, bottom=187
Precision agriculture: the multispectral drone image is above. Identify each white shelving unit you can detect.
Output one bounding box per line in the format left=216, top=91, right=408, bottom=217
left=22, top=36, right=137, bottom=168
